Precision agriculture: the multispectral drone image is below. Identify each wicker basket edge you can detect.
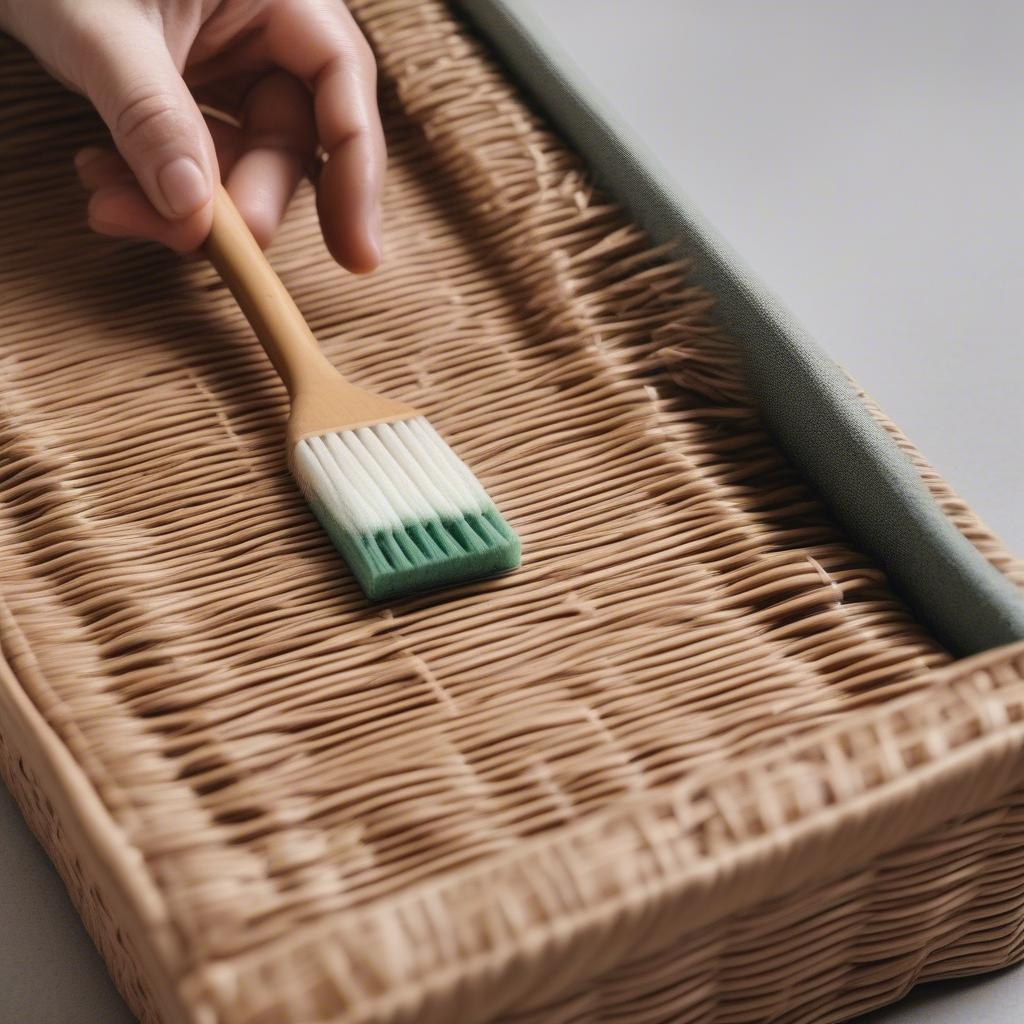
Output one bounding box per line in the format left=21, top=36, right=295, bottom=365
left=5, top=582, right=1021, bottom=1024
left=0, top=598, right=192, bottom=1024
left=173, top=641, right=1024, bottom=1023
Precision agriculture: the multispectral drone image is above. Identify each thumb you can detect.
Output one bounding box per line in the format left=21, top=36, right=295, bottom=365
left=79, top=22, right=215, bottom=225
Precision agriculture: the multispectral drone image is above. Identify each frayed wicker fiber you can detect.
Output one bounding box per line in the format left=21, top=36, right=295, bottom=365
left=1, top=2, right=1022, bottom=1023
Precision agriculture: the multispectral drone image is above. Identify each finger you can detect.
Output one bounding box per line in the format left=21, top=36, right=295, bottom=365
left=74, top=15, right=217, bottom=246
left=186, top=23, right=269, bottom=90
left=226, top=72, right=317, bottom=248
left=74, top=147, right=135, bottom=191
left=206, top=115, right=246, bottom=180
left=262, top=1, right=386, bottom=271
left=77, top=118, right=243, bottom=206
left=87, top=184, right=206, bottom=252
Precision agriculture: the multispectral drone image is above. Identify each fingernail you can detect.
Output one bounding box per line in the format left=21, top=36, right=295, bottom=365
left=87, top=192, right=132, bottom=237
left=74, top=146, right=104, bottom=170
left=88, top=213, right=132, bottom=237
left=157, top=157, right=210, bottom=219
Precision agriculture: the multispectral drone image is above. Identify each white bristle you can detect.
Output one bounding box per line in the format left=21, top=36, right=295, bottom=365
left=412, top=418, right=492, bottom=508
left=393, top=419, right=478, bottom=511
left=293, top=416, right=494, bottom=536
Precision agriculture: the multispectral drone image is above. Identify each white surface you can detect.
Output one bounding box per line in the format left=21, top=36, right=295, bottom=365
left=1, top=2, right=1021, bottom=1021
left=513, top=0, right=1024, bottom=553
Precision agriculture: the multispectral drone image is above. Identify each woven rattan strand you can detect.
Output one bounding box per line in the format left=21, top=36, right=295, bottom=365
left=1, top=2, right=1022, bottom=1022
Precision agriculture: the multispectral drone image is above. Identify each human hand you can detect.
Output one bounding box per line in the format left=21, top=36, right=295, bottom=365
left=0, top=0, right=385, bottom=271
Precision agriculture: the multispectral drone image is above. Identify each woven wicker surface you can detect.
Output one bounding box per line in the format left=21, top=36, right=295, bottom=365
left=1, top=2, right=1022, bottom=1022
left=858, top=386, right=1024, bottom=589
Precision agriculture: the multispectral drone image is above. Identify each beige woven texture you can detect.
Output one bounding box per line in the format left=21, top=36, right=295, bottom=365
left=1, top=2, right=1023, bottom=1023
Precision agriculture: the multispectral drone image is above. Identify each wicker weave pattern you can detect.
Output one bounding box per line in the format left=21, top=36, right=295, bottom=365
left=172, top=645, right=1024, bottom=1023
left=500, top=789, right=1024, bottom=1024
left=858, top=385, right=1024, bottom=588
left=0, top=2, right=1022, bottom=1022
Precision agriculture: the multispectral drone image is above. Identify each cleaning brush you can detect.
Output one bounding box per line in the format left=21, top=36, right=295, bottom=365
left=205, top=186, right=520, bottom=600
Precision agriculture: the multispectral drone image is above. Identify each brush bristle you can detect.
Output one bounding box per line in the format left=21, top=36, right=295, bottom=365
left=291, top=416, right=520, bottom=600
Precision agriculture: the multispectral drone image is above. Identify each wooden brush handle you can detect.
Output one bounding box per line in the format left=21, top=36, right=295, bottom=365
left=205, top=184, right=335, bottom=395
left=204, top=184, right=415, bottom=445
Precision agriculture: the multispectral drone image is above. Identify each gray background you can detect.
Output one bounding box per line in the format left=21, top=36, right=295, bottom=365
left=1, top=1, right=1021, bottom=1021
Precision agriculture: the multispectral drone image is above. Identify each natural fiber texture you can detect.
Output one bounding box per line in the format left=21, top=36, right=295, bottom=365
left=0, top=2, right=1022, bottom=1023
left=501, top=786, right=1024, bottom=1024
left=858, top=385, right=1024, bottom=589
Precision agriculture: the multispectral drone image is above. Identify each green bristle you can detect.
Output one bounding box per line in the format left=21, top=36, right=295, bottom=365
left=294, top=418, right=522, bottom=601
left=309, top=501, right=520, bottom=601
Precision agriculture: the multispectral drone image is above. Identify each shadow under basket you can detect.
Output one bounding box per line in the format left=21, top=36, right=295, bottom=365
left=1, top=3, right=1024, bottom=1023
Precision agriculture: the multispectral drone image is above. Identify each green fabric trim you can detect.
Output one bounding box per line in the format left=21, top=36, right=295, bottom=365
left=455, top=0, right=1024, bottom=655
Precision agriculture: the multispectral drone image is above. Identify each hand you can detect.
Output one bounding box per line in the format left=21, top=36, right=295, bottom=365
left=0, top=0, right=385, bottom=271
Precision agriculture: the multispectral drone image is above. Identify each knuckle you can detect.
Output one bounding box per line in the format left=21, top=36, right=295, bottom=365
left=114, top=89, right=192, bottom=150
left=355, top=38, right=377, bottom=83
left=355, top=34, right=375, bottom=67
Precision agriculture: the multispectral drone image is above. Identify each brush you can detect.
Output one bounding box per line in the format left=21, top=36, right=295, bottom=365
left=204, top=185, right=520, bottom=600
